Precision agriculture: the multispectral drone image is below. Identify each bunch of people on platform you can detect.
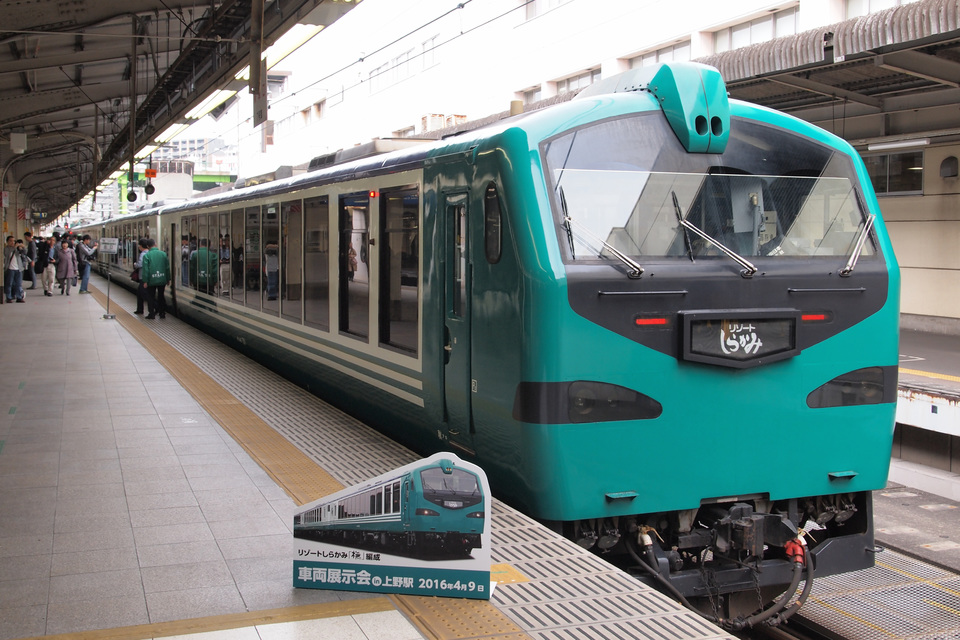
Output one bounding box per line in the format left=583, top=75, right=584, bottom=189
left=4, top=231, right=98, bottom=302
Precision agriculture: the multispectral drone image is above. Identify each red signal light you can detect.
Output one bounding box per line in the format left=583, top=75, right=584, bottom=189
left=369, top=190, right=378, bottom=198
left=635, top=317, right=668, bottom=326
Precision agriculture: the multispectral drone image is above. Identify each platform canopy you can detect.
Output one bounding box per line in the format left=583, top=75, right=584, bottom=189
left=0, top=0, right=358, bottom=216
left=697, top=0, right=960, bottom=147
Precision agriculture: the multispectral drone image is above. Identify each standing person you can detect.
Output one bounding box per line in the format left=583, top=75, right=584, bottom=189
left=55, top=239, right=78, bottom=295
left=132, top=238, right=150, bottom=314
left=76, top=234, right=98, bottom=293
left=41, top=236, right=56, bottom=296
left=189, top=238, right=219, bottom=294
left=3, top=236, right=26, bottom=303
left=23, top=231, right=37, bottom=289
left=140, top=238, right=170, bottom=319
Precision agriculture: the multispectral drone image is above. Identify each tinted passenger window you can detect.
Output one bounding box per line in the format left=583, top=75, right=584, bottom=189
left=281, top=199, right=303, bottom=323
left=339, top=192, right=369, bottom=340
left=303, top=196, right=329, bottom=331
left=379, top=186, right=419, bottom=355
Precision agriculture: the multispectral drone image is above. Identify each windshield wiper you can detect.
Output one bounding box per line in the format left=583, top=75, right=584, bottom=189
left=558, top=187, right=576, bottom=259
left=839, top=214, right=876, bottom=277
left=672, top=192, right=694, bottom=262
left=672, top=191, right=757, bottom=278
left=564, top=214, right=644, bottom=278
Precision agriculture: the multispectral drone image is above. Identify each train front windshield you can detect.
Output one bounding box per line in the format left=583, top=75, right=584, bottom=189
left=420, top=468, right=480, bottom=496
left=543, top=114, right=875, bottom=264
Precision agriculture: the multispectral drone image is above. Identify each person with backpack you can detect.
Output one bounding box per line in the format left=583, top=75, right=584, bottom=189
left=76, top=234, right=98, bottom=293
left=140, top=238, right=170, bottom=319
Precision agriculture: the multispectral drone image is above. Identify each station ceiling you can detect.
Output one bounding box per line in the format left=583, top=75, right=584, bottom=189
left=0, top=0, right=357, bottom=217
left=2, top=0, right=959, bottom=218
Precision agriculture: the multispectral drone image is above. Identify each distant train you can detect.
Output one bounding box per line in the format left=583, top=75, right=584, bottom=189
left=293, top=459, right=485, bottom=558
left=79, top=62, right=900, bottom=629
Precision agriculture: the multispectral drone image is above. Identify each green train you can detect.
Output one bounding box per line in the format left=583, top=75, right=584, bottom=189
left=81, top=61, right=899, bottom=627
left=293, top=459, right=485, bottom=558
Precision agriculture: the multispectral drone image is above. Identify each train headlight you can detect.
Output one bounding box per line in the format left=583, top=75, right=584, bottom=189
left=466, top=511, right=485, bottom=518
left=415, top=508, right=439, bottom=516
left=806, top=366, right=897, bottom=408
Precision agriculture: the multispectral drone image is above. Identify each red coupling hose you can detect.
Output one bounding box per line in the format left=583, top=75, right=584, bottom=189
left=785, top=538, right=805, bottom=565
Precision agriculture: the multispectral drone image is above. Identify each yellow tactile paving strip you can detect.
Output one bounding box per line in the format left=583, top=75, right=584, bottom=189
left=89, top=285, right=343, bottom=506
left=17, top=599, right=396, bottom=640
left=900, top=367, right=960, bottom=384
left=88, top=284, right=531, bottom=640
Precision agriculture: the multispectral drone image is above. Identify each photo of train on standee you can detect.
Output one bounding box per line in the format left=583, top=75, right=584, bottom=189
left=294, top=457, right=485, bottom=559
left=78, top=61, right=900, bottom=630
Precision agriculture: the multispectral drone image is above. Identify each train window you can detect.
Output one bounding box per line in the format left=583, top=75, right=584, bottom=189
left=379, top=186, right=419, bottom=355
left=230, top=209, right=244, bottom=304
left=245, top=206, right=261, bottom=311
left=451, top=204, right=467, bottom=317
left=262, top=203, right=280, bottom=317
left=218, top=212, right=231, bottom=298
left=339, top=192, right=370, bottom=340
left=484, top=183, right=502, bottom=264
left=281, top=199, right=303, bottom=323
left=303, top=196, right=329, bottom=331
left=384, top=484, right=392, bottom=513
left=182, top=216, right=197, bottom=287
left=392, top=482, right=401, bottom=512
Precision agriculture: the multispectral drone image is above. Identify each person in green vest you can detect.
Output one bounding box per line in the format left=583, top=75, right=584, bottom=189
left=189, top=237, right=219, bottom=294
left=140, top=238, right=171, bottom=319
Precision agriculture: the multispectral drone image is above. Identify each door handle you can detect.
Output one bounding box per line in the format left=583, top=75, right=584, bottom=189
left=444, top=344, right=452, bottom=352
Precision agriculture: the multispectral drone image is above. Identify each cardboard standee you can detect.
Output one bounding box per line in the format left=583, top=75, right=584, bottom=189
left=293, top=452, right=493, bottom=599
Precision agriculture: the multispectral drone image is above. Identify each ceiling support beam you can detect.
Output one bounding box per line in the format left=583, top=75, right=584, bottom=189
left=876, top=50, right=960, bottom=88
left=768, top=73, right=884, bottom=109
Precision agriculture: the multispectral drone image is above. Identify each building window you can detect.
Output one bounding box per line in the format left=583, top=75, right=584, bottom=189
left=422, top=35, right=438, bottom=69
left=525, top=0, right=571, bottom=20
left=863, top=151, right=923, bottom=194
left=523, top=87, right=542, bottom=105
left=714, top=7, right=798, bottom=54
left=629, top=41, right=691, bottom=68
left=846, top=0, right=920, bottom=19
left=556, top=69, right=601, bottom=95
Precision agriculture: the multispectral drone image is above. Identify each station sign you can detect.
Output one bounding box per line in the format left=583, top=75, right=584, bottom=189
left=98, top=237, right=120, bottom=255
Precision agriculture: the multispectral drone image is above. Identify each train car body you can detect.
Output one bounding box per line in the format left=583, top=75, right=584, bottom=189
left=293, top=459, right=485, bottom=557
left=81, top=62, right=899, bottom=622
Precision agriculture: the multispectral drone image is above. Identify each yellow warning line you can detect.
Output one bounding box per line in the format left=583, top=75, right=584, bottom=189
left=876, top=559, right=960, bottom=600
left=88, top=285, right=531, bottom=640
left=808, top=597, right=897, bottom=638
left=900, top=367, right=960, bottom=384
left=15, top=599, right=395, bottom=640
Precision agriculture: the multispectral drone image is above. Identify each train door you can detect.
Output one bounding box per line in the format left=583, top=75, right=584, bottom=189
left=442, top=191, right=474, bottom=455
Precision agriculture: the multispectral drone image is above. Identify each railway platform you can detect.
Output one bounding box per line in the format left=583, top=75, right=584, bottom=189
left=0, top=277, right=733, bottom=640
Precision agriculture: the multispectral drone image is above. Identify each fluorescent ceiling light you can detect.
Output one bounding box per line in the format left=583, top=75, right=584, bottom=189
left=867, top=138, right=930, bottom=151
left=135, top=144, right=160, bottom=159
left=155, top=123, right=190, bottom=144
left=185, top=89, right=237, bottom=119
